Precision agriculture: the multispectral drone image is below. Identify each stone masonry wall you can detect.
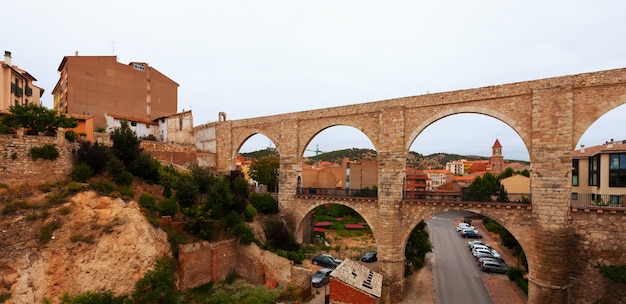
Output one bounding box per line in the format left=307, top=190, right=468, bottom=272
left=0, top=130, right=77, bottom=185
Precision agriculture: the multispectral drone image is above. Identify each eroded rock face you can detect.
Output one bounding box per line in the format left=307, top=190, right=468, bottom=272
left=5, top=191, right=172, bottom=304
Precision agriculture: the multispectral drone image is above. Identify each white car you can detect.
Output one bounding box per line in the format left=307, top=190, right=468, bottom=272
left=467, top=241, right=491, bottom=250
left=472, top=247, right=501, bottom=259
left=456, top=223, right=475, bottom=232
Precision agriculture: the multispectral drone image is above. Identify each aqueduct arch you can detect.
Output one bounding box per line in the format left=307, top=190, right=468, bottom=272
left=205, top=67, right=626, bottom=303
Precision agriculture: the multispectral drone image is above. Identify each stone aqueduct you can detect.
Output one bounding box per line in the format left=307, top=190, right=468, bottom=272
left=197, top=68, right=626, bottom=303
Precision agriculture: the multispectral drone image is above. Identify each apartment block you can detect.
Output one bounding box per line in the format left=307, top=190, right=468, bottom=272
left=0, top=51, right=45, bottom=112
left=572, top=139, right=626, bottom=207
left=52, top=54, right=178, bottom=130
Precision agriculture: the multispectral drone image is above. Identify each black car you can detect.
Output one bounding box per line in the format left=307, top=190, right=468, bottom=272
left=462, top=230, right=482, bottom=238
left=312, top=254, right=342, bottom=268
left=361, top=251, right=378, bottom=263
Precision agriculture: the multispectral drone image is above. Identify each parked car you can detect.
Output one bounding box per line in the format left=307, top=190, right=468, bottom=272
left=480, top=260, right=509, bottom=273
left=472, top=248, right=495, bottom=257
left=468, top=241, right=491, bottom=250
left=456, top=223, right=470, bottom=232
left=477, top=256, right=506, bottom=267
left=312, top=254, right=342, bottom=268
left=361, top=251, right=378, bottom=263
left=462, top=230, right=482, bottom=238
left=472, top=245, right=501, bottom=258
left=311, top=268, right=333, bottom=287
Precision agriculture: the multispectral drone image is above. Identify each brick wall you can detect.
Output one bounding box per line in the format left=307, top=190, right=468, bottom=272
left=139, top=140, right=216, bottom=169
left=0, top=130, right=77, bottom=185
left=178, top=239, right=306, bottom=290
left=329, top=279, right=378, bottom=304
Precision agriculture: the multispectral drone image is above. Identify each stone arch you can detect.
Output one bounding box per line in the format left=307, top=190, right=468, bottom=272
left=293, top=199, right=379, bottom=246
left=297, top=119, right=380, bottom=165
left=231, top=130, right=281, bottom=168
left=406, top=107, right=531, bottom=158
left=572, top=88, right=626, bottom=149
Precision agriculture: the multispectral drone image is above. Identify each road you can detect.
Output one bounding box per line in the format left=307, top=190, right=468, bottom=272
left=427, top=211, right=494, bottom=304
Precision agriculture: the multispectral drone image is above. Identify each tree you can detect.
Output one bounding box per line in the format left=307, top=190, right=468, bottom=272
left=465, top=172, right=508, bottom=202
left=110, top=120, right=141, bottom=168
left=1, top=103, right=77, bottom=134
left=249, top=155, right=280, bottom=192
left=405, top=220, right=432, bottom=276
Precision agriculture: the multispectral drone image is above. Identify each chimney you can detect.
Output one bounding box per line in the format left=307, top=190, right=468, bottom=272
left=580, top=145, right=585, bottom=153
left=3, top=51, right=11, bottom=65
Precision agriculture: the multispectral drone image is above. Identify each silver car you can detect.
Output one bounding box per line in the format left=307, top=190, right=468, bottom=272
left=312, top=268, right=333, bottom=288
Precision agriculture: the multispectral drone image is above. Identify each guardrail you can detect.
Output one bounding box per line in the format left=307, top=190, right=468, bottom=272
left=571, top=193, right=624, bottom=208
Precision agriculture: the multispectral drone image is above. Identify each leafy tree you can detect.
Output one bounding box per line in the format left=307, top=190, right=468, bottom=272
left=206, top=175, right=234, bottom=219
left=108, top=156, right=132, bottom=186
left=0, top=103, right=77, bottom=134
left=405, top=220, right=432, bottom=276
left=110, top=120, right=141, bottom=168
left=497, top=167, right=516, bottom=180
left=190, top=165, right=215, bottom=200
left=75, top=141, right=110, bottom=174
left=249, top=155, right=279, bottom=192
left=130, top=152, right=161, bottom=184
left=465, top=172, right=508, bottom=202
left=250, top=193, right=278, bottom=214
left=228, top=170, right=249, bottom=214
left=173, top=173, right=199, bottom=209
left=264, top=219, right=299, bottom=252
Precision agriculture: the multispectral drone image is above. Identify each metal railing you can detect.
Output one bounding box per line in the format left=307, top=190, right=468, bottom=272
left=571, top=193, right=624, bottom=208
left=297, top=187, right=377, bottom=198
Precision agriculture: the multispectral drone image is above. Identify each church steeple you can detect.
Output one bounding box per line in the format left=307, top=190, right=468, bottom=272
left=490, top=139, right=504, bottom=174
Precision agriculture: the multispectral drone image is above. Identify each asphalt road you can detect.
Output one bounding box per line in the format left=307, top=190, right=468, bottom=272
left=427, top=211, right=494, bottom=304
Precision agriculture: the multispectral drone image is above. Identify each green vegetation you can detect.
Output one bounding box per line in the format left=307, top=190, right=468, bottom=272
left=64, top=130, right=77, bottom=142
left=250, top=193, right=279, bottom=214
left=29, top=144, right=60, bottom=160
left=71, top=163, right=93, bottom=182
left=0, top=103, right=77, bottom=135
left=0, top=292, right=10, bottom=303
left=249, top=155, right=279, bottom=192
left=404, top=220, right=432, bottom=276
left=69, top=234, right=94, bottom=244
left=39, top=221, right=61, bottom=243
left=507, top=266, right=528, bottom=295
left=596, top=263, right=626, bottom=284
left=132, top=257, right=178, bottom=303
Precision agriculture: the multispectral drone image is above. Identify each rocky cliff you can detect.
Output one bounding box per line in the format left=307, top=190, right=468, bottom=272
left=0, top=190, right=172, bottom=304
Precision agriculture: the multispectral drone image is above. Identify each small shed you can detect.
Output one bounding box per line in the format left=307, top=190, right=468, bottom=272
left=329, top=258, right=382, bottom=304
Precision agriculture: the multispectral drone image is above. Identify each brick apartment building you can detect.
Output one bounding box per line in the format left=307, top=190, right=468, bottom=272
left=0, top=51, right=45, bottom=113
left=52, top=54, right=179, bottom=131
left=329, top=259, right=382, bottom=304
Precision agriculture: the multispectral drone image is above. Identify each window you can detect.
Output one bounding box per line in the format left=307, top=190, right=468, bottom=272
left=572, top=159, right=579, bottom=186
left=130, top=121, right=137, bottom=127
left=133, top=63, right=145, bottom=71
left=588, top=155, right=600, bottom=186
left=609, top=195, right=623, bottom=206
left=608, top=153, right=626, bottom=187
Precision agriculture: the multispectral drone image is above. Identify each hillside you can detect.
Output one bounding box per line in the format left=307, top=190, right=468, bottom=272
left=242, top=148, right=529, bottom=169
left=0, top=180, right=171, bottom=304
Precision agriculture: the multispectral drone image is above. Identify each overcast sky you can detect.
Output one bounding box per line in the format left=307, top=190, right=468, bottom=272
left=4, top=1, right=626, bottom=161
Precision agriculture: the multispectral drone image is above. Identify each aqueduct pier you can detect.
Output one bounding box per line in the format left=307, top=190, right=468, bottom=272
left=196, top=68, right=626, bottom=303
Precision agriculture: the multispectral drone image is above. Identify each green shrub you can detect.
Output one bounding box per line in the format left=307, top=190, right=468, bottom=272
left=507, top=266, right=524, bottom=281
left=158, top=198, right=178, bottom=217
left=244, top=205, right=257, bottom=222
left=64, top=130, right=77, bottom=142
left=75, top=141, right=110, bottom=174
left=250, top=193, right=279, bottom=214
left=132, top=257, right=177, bottom=303
left=1, top=200, right=30, bottom=214
left=119, top=185, right=134, bottom=199
left=139, top=194, right=157, bottom=210
left=58, top=206, right=72, bottom=215
left=232, top=223, right=256, bottom=245
left=89, top=181, right=115, bottom=195
left=71, top=162, right=93, bottom=182
left=59, top=291, right=127, bottom=304
left=46, top=190, right=71, bottom=206
left=162, top=226, right=188, bottom=259
left=68, top=182, right=86, bottom=192
left=29, top=144, right=59, bottom=160
left=39, top=221, right=61, bottom=243
left=596, top=263, right=626, bottom=284
left=108, top=157, right=132, bottom=186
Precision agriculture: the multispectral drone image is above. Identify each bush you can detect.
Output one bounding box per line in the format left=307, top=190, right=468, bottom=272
left=596, top=263, right=626, bottom=284
left=89, top=181, right=115, bottom=195
left=232, top=223, right=256, bottom=245
left=244, top=205, right=257, bottom=222
left=68, top=182, right=86, bottom=192
left=108, top=157, right=132, bottom=186
left=64, top=130, right=77, bottom=142
left=29, top=144, right=59, bottom=160
left=75, top=141, right=110, bottom=174
left=158, top=198, right=178, bottom=217
left=59, top=291, right=127, bottom=304
left=119, top=185, right=134, bottom=199
left=69, top=234, right=94, bottom=244
left=132, top=257, right=177, bottom=303
left=39, top=221, right=61, bottom=243
left=139, top=194, right=157, bottom=210
left=71, top=162, right=93, bottom=182
left=250, top=193, right=279, bottom=214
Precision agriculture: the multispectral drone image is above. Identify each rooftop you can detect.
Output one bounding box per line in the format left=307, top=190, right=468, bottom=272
left=330, top=258, right=382, bottom=298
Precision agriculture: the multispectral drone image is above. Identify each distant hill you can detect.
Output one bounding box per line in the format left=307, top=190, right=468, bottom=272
left=240, top=148, right=529, bottom=169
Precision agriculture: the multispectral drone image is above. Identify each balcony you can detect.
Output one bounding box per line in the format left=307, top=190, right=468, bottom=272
left=25, top=86, right=32, bottom=96
left=296, top=187, right=378, bottom=198
left=571, top=193, right=624, bottom=208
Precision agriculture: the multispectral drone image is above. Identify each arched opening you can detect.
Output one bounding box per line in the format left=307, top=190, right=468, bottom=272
left=299, top=125, right=377, bottom=197
left=298, top=204, right=377, bottom=271
left=238, top=133, right=280, bottom=193
left=573, top=104, right=626, bottom=208
left=407, top=113, right=530, bottom=203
